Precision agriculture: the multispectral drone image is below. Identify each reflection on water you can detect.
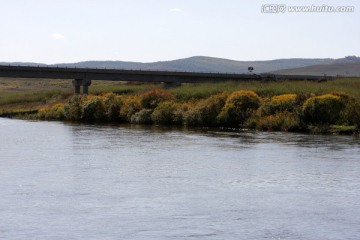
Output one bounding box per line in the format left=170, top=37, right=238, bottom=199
left=0, top=118, right=360, bottom=240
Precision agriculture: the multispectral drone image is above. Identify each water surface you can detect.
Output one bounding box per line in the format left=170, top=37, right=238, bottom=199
left=0, top=118, right=360, bottom=239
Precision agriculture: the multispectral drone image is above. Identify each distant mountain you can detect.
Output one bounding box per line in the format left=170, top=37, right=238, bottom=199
left=272, top=62, right=360, bottom=76
left=1, top=56, right=359, bottom=75
left=0, top=62, right=47, bottom=67
left=52, top=56, right=336, bottom=74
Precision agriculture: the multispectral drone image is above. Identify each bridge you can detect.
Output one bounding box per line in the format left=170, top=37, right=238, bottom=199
left=0, top=65, right=328, bottom=94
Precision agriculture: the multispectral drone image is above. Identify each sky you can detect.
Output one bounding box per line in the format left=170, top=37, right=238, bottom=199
left=0, top=0, right=359, bottom=64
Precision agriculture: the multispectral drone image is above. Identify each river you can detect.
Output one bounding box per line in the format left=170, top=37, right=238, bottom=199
left=0, top=118, right=359, bottom=239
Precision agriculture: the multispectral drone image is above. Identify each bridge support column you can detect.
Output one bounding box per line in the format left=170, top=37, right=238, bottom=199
left=161, top=82, right=182, bottom=89
left=82, top=79, right=92, bottom=94
left=72, top=79, right=92, bottom=94
left=72, top=79, right=82, bottom=94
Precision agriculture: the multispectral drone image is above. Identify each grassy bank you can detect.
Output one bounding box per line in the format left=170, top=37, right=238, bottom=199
left=1, top=77, right=360, bottom=134
left=0, top=78, right=158, bottom=115
left=171, top=78, right=360, bottom=101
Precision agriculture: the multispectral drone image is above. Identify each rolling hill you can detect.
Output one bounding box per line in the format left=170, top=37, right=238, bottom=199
left=1, top=56, right=359, bottom=75
left=272, top=62, right=360, bottom=76
left=52, top=56, right=335, bottom=74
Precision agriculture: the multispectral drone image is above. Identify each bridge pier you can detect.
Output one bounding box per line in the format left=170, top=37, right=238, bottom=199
left=72, top=79, right=92, bottom=94
left=72, top=79, right=81, bottom=94
left=82, top=79, right=92, bottom=94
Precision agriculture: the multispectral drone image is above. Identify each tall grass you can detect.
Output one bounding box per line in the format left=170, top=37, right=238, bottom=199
left=0, top=90, right=63, bottom=105
left=90, top=83, right=159, bottom=95
left=170, top=78, right=360, bottom=101
left=2, top=78, right=359, bottom=105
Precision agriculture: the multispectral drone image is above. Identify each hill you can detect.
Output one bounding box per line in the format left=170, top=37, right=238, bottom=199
left=272, top=62, right=360, bottom=76
left=0, top=62, right=47, bottom=67
left=52, top=56, right=335, bottom=73
left=1, top=56, right=359, bottom=75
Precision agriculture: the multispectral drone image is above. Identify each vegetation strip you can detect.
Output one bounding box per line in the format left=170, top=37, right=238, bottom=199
left=1, top=78, right=359, bottom=134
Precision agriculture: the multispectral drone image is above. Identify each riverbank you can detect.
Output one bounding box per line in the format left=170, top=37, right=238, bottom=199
left=1, top=78, right=360, bottom=134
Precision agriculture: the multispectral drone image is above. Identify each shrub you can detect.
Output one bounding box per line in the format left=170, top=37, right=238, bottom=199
left=219, top=90, right=261, bottom=126
left=120, top=95, right=142, bottom=122
left=64, top=95, right=86, bottom=121
left=329, top=91, right=359, bottom=126
left=151, top=101, right=179, bottom=125
left=37, top=108, right=48, bottom=119
left=351, top=102, right=360, bottom=128
left=294, top=93, right=312, bottom=106
left=243, top=115, right=259, bottom=129
left=330, top=91, right=352, bottom=102
left=341, top=99, right=360, bottom=127
left=257, top=111, right=300, bottom=131
left=184, top=106, right=203, bottom=127
left=102, top=93, right=121, bottom=121
left=173, top=103, right=191, bottom=125
left=140, top=89, right=175, bottom=109
left=81, top=97, right=106, bottom=122
left=302, top=94, right=345, bottom=125
left=131, top=109, right=153, bottom=124
left=184, top=92, right=227, bottom=126
left=38, top=103, right=65, bottom=120
left=260, top=94, right=297, bottom=116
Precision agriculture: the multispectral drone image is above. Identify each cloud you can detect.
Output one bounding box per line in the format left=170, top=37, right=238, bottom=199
left=169, top=8, right=182, bottom=12
left=52, top=33, right=65, bottom=40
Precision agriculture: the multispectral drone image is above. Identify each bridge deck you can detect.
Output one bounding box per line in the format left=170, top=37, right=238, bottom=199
left=0, top=65, right=326, bottom=83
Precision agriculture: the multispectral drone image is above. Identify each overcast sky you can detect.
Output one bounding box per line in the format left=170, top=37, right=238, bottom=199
left=0, top=0, right=359, bottom=64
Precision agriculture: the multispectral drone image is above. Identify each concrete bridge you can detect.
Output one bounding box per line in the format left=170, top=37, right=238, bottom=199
left=0, top=65, right=328, bottom=94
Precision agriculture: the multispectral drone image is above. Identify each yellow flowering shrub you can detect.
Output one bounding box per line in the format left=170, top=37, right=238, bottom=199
left=260, top=94, right=297, bottom=116
left=302, top=94, right=345, bottom=124
left=219, top=90, right=261, bottom=126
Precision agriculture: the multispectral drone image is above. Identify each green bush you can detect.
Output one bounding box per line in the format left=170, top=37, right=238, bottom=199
left=302, top=94, right=345, bottom=125
left=329, top=91, right=359, bottom=126
left=257, top=111, right=300, bottom=131
left=102, top=93, right=121, bottom=121
left=131, top=109, right=153, bottom=124
left=351, top=103, right=360, bottom=128
left=219, top=90, right=261, bottom=126
left=184, top=92, right=227, bottom=126
left=330, top=91, right=352, bottom=102
left=81, top=97, right=106, bottom=122
left=120, top=95, right=142, bottom=122
left=64, top=95, right=85, bottom=121
left=341, top=100, right=360, bottom=127
left=260, top=94, right=297, bottom=116
left=151, top=101, right=179, bottom=125
left=38, top=103, right=65, bottom=120
left=140, top=89, right=175, bottom=109
left=351, top=103, right=360, bottom=129
left=106, top=103, right=121, bottom=122
left=172, top=103, right=191, bottom=125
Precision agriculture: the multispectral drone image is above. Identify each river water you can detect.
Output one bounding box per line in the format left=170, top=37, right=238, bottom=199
left=0, top=118, right=360, bottom=240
